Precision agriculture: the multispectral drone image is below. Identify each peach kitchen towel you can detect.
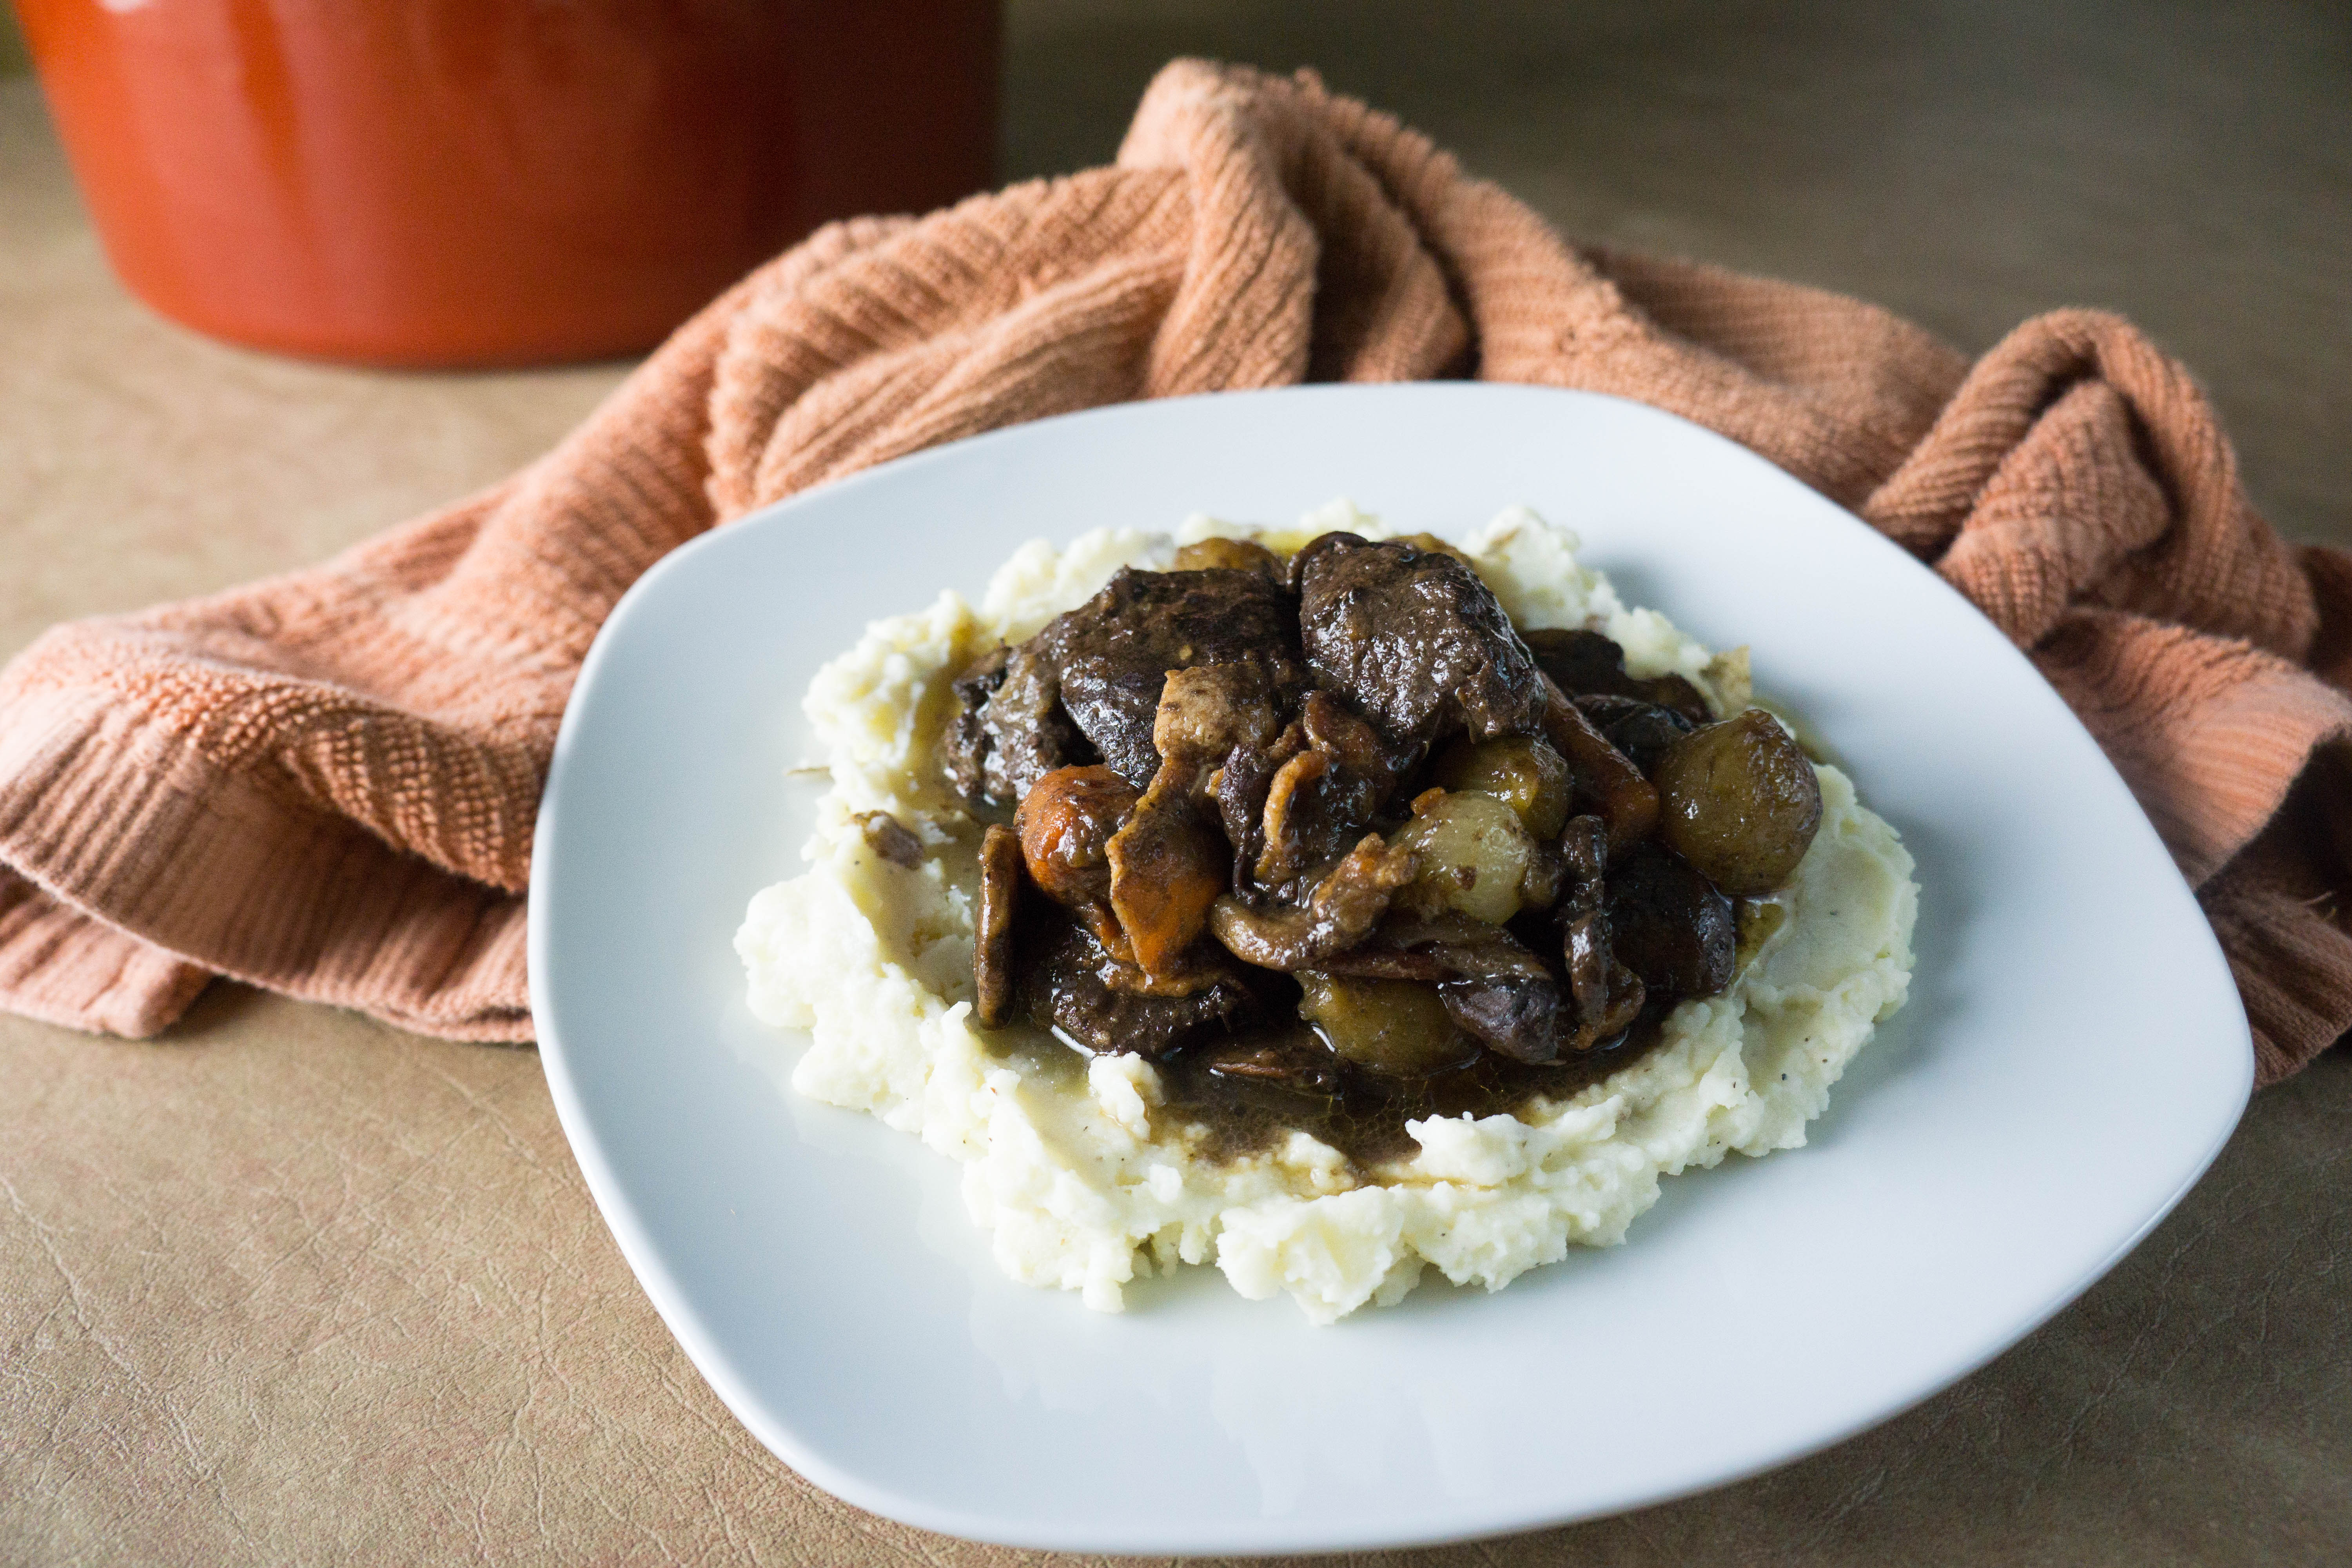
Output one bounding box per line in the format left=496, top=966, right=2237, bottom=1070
left=2, top=60, right=2347, bottom=1083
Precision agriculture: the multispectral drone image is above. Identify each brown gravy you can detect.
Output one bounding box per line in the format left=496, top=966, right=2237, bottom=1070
left=1144, top=1013, right=1671, bottom=1169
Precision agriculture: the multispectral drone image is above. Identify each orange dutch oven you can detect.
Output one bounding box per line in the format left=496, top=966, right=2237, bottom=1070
left=18, top=0, right=1000, bottom=366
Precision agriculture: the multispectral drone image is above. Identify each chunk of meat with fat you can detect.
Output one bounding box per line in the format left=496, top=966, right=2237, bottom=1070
left=1151, top=664, right=1287, bottom=760
left=942, top=567, right=1303, bottom=808
left=1040, top=567, right=1306, bottom=789
left=1292, top=533, right=1548, bottom=750
left=942, top=643, right=1087, bottom=809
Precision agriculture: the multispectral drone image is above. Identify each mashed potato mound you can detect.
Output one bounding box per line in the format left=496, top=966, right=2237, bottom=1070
left=735, top=503, right=1918, bottom=1324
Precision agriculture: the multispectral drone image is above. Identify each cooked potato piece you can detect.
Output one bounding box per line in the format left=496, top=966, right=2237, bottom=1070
left=1297, top=972, right=1476, bottom=1076
left=1652, top=709, right=1822, bottom=895
left=1171, top=536, right=1284, bottom=579
left=1392, top=789, right=1537, bottom=924
left=1430, top=735, right=1573, bottom=840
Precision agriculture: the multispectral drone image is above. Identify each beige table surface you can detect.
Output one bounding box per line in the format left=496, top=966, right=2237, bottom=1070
left=4, top=4, right=2348, bottom=1563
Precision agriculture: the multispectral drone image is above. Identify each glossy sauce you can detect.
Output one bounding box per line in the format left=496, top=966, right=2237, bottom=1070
left=1152, top=1014, right=1671, bottom=1169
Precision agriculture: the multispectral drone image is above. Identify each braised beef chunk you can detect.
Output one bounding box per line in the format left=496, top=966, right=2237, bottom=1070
left=946, top=643, right=1089, bottom=809
left=941, top=645, right=1007, bottom=802
left=1021, top=915, right=1254, bottom=1057
left=1039, top=567, right=1305, bottom=789
left=1293, top=533, right=1547, bottom=749
left=1524, top=627, right=1712, bottom=725
left=1604, top=842, right=1735, bottom=999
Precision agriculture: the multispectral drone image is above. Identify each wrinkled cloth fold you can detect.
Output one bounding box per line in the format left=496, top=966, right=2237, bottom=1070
left=2, top=60, right=2345, bottom=1082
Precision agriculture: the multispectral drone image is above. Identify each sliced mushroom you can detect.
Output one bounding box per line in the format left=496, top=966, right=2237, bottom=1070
left=1550, top=813, right=1646, bottom=1049
left=1215, top=719, right=1306, bottom=891
left=974, top=824, right=1025, bottom=1027
left=1605, top=842, right=1736, bottom=999
left=1539, top=675, right=1659, bottom=858
left=1524, top=627, right=1713, bottom=725
left=1299, top=691, right=1407, bottom=823
left=1559, top=911, right=1645, bottom=1050
left=1252, top=692, right=1404, bottom=890
left=1252, top=748, right=1330, bottom=891
left=1108, top=666, right=1283, bottom=978
left=1571, top=694, right=1698, bottom=777
left=1207, top=834, right=1419, bottom=970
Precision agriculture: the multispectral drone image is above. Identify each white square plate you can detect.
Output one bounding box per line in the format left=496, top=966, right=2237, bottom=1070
left=529, top=385, right=2250, bottom=1554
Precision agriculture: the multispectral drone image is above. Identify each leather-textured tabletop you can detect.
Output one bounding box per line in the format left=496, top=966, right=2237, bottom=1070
left=4, top=3, right=2347, bottom=1561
